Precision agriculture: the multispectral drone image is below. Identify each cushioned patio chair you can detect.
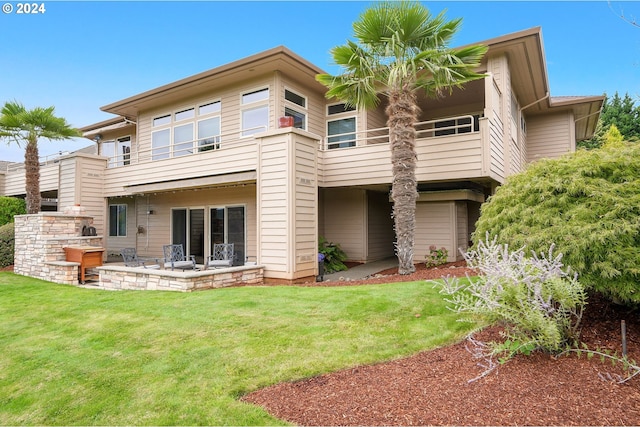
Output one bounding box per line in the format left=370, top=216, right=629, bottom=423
left=206, top=243, right=234, bottom=269
left=120, top=248, right=160, bottom=269
left=162, top=244, right=197, bottom=271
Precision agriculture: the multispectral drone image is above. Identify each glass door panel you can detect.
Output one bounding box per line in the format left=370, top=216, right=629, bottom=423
left=172, top=209, right=187, bottom=252
left=228, top=206, right=245, bottom=266
left=189, top=209, right=205, bottom=264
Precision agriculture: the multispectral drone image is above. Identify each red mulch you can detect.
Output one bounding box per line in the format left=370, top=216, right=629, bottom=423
left=243, top=262, right=640, bottom=426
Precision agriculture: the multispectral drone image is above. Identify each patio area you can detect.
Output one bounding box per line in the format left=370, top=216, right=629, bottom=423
left=13, top=213, right=264, bottom=292
left=95, top=263, right=264, bottom=292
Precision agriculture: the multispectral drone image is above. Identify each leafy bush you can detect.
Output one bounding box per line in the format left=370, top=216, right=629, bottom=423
left=435, top=235, right=586, bottom=356
left=0, top=196, right=25, bottom=226
left=318, top=236, right=348, bottom=273
left=425, top=245, right=448, bottom=268
left=0, top=222, right=15, bottom=267
left=474, top=141, right=640, bottom=305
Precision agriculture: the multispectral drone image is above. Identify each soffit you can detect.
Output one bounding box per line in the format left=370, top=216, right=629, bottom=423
left=551, top=96, right=604, bottom=141
left=101, top=46, right=327, bottom=118
left=480, top=27, right=549, bottom=111
left=123, top=170, right=257, bottom=195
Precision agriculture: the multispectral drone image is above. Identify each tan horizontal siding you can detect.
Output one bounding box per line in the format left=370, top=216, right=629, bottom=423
left=526, top=113, right=573, bottom=162
left=320, top=133, right=483, bottom=187
left=102, top=143, right=258, bottom=197
left=2, top=162, right=59, bottom=195
left=415, top=202, right=454, bottom=263
left=367, top=191, right=395, bottom=261
left=124, top=186, right=256, bottom=261
left=322, top=188, right=366, bottom=262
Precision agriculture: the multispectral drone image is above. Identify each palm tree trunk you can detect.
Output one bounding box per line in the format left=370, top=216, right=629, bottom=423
left=24, top=139, right=41, bottom=214
left=386, top=89, right=419, bottom=275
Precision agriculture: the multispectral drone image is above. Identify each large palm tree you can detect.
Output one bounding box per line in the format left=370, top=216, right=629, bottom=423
left=0, top=101, right=81, bottom=214
left=316, top=1, right=487, bottom=274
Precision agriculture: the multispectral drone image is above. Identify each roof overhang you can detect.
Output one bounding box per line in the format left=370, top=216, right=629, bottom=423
left=123, top=170, right=257, bottom=195
left=475, top=27, right=604, bottom=140
left=100, top=46, right=327, bottom=118
left=477, top=27, right=550, bottom=109
left=549, top=96, right=604, bottom=141
left=79, top=117, right=136, bottom=141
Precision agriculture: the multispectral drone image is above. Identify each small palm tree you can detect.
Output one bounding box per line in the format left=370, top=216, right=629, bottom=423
left=0, top=101, right=81, bottom=214
left=316, top=1, right=487, bottom=274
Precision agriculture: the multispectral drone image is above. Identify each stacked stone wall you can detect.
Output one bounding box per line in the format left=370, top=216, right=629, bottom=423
left=97, top=265, right=264, bottom=292
left=14, top=213, right=103, bottom=285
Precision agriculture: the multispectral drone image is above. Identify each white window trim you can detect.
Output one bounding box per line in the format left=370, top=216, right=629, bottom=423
left=284, top=87, right=307, bottom=131
left=326, top=116, right=358, bottom=149
left=108, top=204, right=127, bottom=237
left=150, top=99, right=222, bottom=160
left=240, top=87, right=270, bottom=138
left=326, top=102, right=357, bottom=117
left=197, top=115, right=222, bottom=152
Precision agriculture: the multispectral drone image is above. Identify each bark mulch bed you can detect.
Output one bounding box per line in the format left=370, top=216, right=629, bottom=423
left=243, top=262, right=640, bottom=426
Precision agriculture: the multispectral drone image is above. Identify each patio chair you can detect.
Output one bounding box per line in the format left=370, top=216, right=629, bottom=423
left=162, top=244, right=197, bottom=271
left=206, top=243, right=234, bottom=269
left=120, top=248, right=160, bottom=269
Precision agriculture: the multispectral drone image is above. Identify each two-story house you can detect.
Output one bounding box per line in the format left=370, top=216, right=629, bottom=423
left=0, top=27, right=603, bottom=283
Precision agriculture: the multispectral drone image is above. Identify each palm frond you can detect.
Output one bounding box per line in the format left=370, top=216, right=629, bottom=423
left=316, top=0, right=487, bottom=106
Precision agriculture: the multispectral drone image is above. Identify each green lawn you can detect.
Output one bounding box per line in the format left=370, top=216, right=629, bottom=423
left=0, top=272, right=474, bottom=426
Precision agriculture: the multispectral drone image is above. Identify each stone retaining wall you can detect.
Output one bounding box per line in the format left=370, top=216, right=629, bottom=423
left=96, top=265, right=264, bottom=292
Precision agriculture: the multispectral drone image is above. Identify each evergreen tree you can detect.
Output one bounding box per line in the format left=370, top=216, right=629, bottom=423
left=580, top=92, right=640, bottom=148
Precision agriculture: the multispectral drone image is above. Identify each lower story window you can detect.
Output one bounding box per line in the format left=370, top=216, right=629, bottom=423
left=109, top=204, right=127, bottom=237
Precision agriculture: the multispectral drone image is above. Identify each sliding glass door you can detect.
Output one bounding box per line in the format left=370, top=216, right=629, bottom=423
left=171, top=208, right=205, bottom=264
left=210, top=206, right=245, bottom=265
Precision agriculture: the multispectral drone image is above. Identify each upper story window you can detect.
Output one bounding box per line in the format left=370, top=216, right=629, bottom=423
left=434, top=115, right=481, bottom=137
left=510, top=91, right=521, bottom=145
left=326, top=103, right=357, bottom=149
left=241, top=87, right=269, bottom=137
left=153, top=115, right=171, bottom=127
left=102, top=136, right=131, bottom=167
left=151, top=100, right=221, bottom=160
left=328, top=103, right=356, bottom=115
left=175, top=108, right=195, bottom=122
left=199, top=101, right=220, bottom=115
left=284, top=89, right=307, bottom=130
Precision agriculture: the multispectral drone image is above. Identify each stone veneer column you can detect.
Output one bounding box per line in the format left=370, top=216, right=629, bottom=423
left=14, top=213, right=103, bottom=284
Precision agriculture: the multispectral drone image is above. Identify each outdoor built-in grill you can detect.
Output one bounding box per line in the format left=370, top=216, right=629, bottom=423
left=64, top=246, right=105, bottom=284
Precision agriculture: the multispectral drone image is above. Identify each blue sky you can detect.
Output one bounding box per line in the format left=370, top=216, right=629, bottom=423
left=1, top=0, right=639, bottom=162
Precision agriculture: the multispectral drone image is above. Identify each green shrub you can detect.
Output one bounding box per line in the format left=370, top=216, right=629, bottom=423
left=474, top=141, right=640, bottom=305
left=0, top=196, right=25, bottom=226
left=318, top=236, right=348, bottom=273
left=0, top=222, right=15, bottom=267
left=425, top=245, right=448, bottom=268
left=435, top=235, right=586, bottom=357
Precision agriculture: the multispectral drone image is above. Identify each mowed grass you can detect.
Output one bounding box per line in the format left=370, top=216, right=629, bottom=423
left=0, top=272, right=474, bottom=426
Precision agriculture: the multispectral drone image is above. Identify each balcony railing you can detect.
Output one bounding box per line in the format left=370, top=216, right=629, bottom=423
left=1, top=115, right=479, bottom=172
left=322, top=115, right=479, bottom=150
left=104, top=125, right=267, bottom=168
left=3, top=151, right=72, bottom=173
